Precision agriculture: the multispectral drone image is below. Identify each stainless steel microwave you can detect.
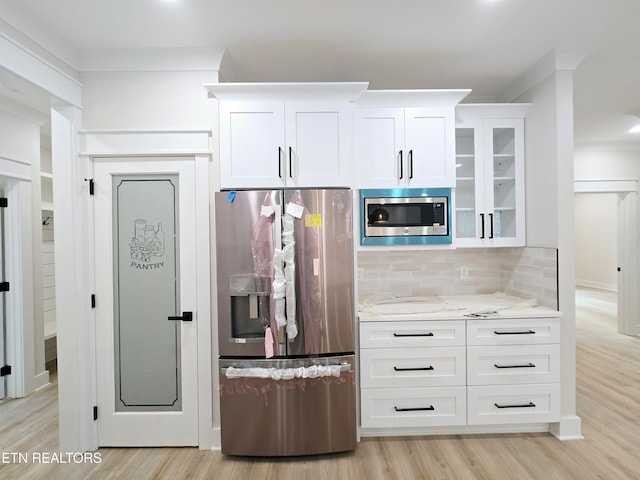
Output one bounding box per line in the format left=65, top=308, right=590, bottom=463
left=360, top=188, right=452, bottom=245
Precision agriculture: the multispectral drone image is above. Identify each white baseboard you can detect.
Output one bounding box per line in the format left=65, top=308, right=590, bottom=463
left=34, top=370, right=50, bottom=391
left=550, top=415, right=583, bottom=440
left=575, top=279, right=617, bottom=292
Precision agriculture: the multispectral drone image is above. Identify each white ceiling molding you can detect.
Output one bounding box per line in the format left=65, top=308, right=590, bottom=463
left=79, top=47, right=226, bottom=73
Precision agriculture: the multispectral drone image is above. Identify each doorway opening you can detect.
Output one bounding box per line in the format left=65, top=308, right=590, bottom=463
left=574, top=180, right=639, bottom=336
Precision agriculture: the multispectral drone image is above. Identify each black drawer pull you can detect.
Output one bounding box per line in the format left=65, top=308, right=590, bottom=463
left=494, top=363, right=536, bottom=369
left=493, top=330, right=536, bottom=335
left=494, top=402, right=536, bottom=409
left=394, top=366, right=434, bottom=372
left=393, top=332, right=434, bottom=337
left=394, top=406, right=435, bottom=412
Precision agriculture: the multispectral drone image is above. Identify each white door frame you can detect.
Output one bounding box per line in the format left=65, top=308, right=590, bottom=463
left=0, top=165, right=36, bottom=400
left=574, top=179, right=639, bottom=335
left=63, top=128, right=216, bottom=451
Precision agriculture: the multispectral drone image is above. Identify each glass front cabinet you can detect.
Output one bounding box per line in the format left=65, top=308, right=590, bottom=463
left=454, top=105, right=528, bottom=247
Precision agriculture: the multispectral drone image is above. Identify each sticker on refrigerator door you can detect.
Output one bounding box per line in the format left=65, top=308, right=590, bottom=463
left=260, top=204, right=274, bottom=217
left=313, top=258, right=320, bottom=276
left=285, top=202, right=304, bottom=219
left=305, top=214, right=322, bottom=227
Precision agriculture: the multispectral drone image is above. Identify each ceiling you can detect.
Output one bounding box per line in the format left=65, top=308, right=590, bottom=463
left=1, top=0, right=639, bottom=148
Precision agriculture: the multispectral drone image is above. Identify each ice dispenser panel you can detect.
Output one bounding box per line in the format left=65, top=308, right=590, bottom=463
left=229, top=274, right=271, bottom=343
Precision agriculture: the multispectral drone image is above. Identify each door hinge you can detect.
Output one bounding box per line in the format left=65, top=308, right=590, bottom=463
left=93, top=406, right=98, bottom=421
left=0, top=365, right=11, bottom=377
left=85, top=178, right=94, bottom=196
left=91, top=294, right=96, bottom=309
left=0, top=282, right=9, bottom=292
left=0, top=197, right=7, bottom=208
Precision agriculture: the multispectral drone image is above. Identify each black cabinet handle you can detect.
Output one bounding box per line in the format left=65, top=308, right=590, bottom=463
left=168, top=311, right=193, bottom=322
left=494, top=402, right=536, bottom=409
left=480, top=213, right=485, bottom=239
left=399, top=150, right=403, bottom=179
left=394, top=406, right=435, bottom=412
left=489, top=213, right=494, bottom=238
left=393, top=332, right=434, bottom=337
left=408, top=149, right=414, bottom=179
left=278, top=147, right=283, bottom=178
left=493, top=330, right=536, bottom=335
left=494, top=363, right=535, bottom=369
left=288, top=146, right=293, bottom=178
left=393, top=366, right=434, bottom=372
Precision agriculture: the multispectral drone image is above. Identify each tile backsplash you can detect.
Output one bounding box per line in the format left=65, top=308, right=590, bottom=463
left=357, top=247, right=558, bottom=309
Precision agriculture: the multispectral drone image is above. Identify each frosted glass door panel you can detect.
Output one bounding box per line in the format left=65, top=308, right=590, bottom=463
left=113, top=175, right=181, bottom=412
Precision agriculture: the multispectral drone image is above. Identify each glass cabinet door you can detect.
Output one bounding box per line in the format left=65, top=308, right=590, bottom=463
left=489, top=126, right=518, bottom=240
left=455, top=117, right=524, bottom=247
left=455, top=128, right=478, bottom=239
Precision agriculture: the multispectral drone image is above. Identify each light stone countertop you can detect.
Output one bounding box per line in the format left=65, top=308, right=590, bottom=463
left=358, top=292, right=561, bottom=322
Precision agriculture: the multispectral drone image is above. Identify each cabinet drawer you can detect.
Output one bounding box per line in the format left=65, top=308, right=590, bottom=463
left=359, top=320, right=466, bottom=349
left=361, top=386, right=467, bottom=428
left=360, top=347, right=466, bottom=388
left=466, top=318, right=560, bottom=346
left=467, top=345, right=560, bottom=385
left=467, top=384, right=560, bottom=425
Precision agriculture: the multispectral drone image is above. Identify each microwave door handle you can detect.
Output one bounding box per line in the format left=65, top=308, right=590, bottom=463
left=398, top=150, right=403, bottom=180
left=480, top=213, right=485, bottom=239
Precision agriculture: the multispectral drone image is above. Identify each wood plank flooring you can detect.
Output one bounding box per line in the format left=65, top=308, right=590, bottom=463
left=1, top=286, right=639, bottom=479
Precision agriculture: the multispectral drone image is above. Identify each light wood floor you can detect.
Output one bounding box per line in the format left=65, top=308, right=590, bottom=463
left=1, top=287, right=639, bottom=479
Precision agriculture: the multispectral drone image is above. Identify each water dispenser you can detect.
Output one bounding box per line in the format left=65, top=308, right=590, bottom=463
left=229, top=274, right=271, bottom=342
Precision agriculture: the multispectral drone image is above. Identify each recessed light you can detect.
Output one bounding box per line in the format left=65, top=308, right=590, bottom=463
left=629, top=125, right=640, bottom=133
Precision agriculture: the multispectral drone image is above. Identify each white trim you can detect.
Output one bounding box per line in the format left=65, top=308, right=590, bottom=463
left=3, top=180, right=25, bottom=398
left=79, top=47, right=225, bottom=73
left=206, top=82, right=369, bottom=102
left=360, top=423, right=551, bottom=438
left=575, top=279, right=617, bottom=292
left=574, top=179, right=638, bottom=193
left=195, top=154, right=215, bottom=449
left=78, top=130, right=212, bottom=158
left=549, top=415, right=584, bottom=440
left=575, top=142, right=640, bottom=151
left=456, top=103, right=531, bottom=119
left=0, top=31, right=82, bottom=107
left=355, top=89, right=470, bottom=107
left=0, top=157, right=32, bottom=182
left=34, top=370, right=50, bottom=391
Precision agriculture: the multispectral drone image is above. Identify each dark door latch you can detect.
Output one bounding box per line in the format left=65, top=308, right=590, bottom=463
left=168, top=311, right=193, bottom=322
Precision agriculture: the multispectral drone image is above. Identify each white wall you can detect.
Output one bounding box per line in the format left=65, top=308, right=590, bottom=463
left=80, top=71, right=217, bottom=130
left=575, top=148, right=640, bottom=180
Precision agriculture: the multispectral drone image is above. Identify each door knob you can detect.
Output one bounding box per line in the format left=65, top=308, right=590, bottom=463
left=168, top=311, right=193, bottom=322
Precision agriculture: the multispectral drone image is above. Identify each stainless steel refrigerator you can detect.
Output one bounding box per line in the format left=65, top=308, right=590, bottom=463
left=215, top=189, right=356, bottom=456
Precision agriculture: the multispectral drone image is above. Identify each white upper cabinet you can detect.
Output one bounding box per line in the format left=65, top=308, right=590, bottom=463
left=206, top=83, right=368, bottom=189
left=355, top=90, right=470, bottom=188
left=454, top=104, right=529, bottom=247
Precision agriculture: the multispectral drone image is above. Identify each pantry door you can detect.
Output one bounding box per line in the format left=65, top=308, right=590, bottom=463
left=94, top=158, right=198, bottom=446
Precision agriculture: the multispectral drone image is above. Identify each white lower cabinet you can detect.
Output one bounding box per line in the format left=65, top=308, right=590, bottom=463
left=359, top=316, right=561, bottom=434
left=467, top=384, right=561, bottom=425
left=361, top=387, right=467, bottom=428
